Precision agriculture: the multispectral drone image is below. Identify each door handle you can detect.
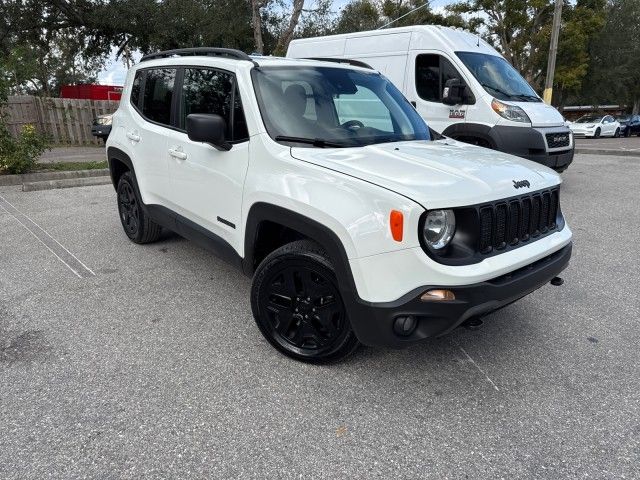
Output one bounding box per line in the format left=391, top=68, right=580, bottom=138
left=168, top=148, right=187, bottom=160
left=126, top=132, right=140, bottom=142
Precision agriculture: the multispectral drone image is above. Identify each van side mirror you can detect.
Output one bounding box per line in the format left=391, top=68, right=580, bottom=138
left=186, top=114, right=231, bottom=151
left=442, top=78, right=465, bottom=105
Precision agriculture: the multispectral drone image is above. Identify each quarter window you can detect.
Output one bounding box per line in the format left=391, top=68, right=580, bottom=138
left=416, top=54, right=462, bottom=103
left=130, top=71, right=142, bottom=108
left=141, top=68, right=176, bottom=125
left=181, top=68, right=248, bottom=142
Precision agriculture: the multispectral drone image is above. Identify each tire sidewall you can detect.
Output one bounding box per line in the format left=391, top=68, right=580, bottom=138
left=117, top=173, right=144, bottom=243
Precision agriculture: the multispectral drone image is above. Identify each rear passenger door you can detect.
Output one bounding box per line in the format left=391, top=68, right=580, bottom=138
left=164, top=67, right=250, bottom=253
left=130, top=68, right=176, bottom=204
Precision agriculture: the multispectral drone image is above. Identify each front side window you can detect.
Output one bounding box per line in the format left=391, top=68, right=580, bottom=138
left=456, top=51, right=540, bottom=102
left=141, top=68, right=176, bottom=125
left=181, top=68, right=248, bottom=142
left=415, top=54, right=463, bottom=103
left=252, top=66, right=429, bottom=147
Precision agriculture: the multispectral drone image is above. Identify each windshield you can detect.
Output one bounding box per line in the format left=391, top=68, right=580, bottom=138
left=252, top=66, right=430, bottom=147
left=575, top=115, right=602, bottom=123
left=456, top=52, right=540, bottom=102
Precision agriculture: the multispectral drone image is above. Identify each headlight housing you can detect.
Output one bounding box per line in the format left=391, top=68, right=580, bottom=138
left=491, top=98, right=531, bottom=123
left=422, top=209, right=456, bottom=250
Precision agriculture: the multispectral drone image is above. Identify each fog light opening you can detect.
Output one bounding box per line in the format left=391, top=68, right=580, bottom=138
left=393, top=315, right=418, bottom=337
left=420, top=289, right=455, bottom=302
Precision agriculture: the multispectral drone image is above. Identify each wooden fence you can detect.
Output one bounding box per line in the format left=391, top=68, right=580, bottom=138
left=3, top=95, right=119, bottom=146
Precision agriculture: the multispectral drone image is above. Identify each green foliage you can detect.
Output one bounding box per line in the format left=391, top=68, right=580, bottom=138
left=0, top=124, right=49, bottom=175
left=334, top=0, right=382, bottom=33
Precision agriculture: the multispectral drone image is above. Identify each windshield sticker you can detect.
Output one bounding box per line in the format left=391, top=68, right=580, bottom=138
left=449, top=109, right=466, bottom=119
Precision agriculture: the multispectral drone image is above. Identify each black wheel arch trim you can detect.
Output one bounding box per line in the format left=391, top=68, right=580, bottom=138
left=441, top=123, right=497, bottom=148
left=242, top=203, right=359, bottom=296
left=107, top=146, right=135, bottom=190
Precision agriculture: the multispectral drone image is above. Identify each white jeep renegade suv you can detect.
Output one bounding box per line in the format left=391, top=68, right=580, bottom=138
left=106, top=48, right=572, bottom=362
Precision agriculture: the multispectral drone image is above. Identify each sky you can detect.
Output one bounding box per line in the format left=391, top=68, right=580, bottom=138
left=97, top=0, right=457, bottom=86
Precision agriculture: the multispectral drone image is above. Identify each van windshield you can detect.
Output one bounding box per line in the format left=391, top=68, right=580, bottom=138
left=456, top=52, right=541, bottom=102
left=252, top=66, right=430, bottom=147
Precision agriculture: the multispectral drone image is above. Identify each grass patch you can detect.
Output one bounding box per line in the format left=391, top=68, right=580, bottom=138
left=33, top=161, right=108, bottom=172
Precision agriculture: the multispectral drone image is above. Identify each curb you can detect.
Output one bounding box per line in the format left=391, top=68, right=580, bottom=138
left=0, top=168, right=110, bottom=187
left=575, top=149, right=640, bottom=158
left=22, top=176, right=112, bottom=192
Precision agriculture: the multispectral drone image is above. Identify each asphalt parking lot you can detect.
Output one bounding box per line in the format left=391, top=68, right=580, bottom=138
left=575, top=135, right=640, bottom=154
left=1, top=153, right=639, bottom=479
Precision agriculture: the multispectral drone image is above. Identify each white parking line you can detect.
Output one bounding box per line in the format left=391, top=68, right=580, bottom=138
left=0, top=194, right=95, bottom=279
left=458, top=346, right=500, bottom=392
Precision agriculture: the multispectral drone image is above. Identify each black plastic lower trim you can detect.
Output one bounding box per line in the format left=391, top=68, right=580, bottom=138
left=345, top=243, right=572, bottom=348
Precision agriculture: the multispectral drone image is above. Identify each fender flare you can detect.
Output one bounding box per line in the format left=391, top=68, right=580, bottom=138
left=242, top=202, right=359, bottom=298
left=106, top=147, right=136, bottom=190
left=441, top=123, right=497, bottom=148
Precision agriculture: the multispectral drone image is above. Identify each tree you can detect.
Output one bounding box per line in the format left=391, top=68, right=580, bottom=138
left=584, top=0, right=640, bottom=113
left=449, top=0, right=554, bottom=88
left=334, top=0, right=381, bottom=33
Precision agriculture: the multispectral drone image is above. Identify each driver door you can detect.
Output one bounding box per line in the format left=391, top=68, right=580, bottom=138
left=406, top=52, right=470, bottom=134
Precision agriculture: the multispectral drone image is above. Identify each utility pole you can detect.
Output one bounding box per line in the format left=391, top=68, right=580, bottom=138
left=543, top=0, right=563, bottom=105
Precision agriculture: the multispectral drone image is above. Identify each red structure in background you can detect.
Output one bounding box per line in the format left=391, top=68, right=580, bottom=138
left=60, top=84, right=123, bottom=101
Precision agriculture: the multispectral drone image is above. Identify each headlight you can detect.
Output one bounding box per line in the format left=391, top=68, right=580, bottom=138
left=423, top=209, right=456, bottom=250
left=491, top=99, right=531, bottom=123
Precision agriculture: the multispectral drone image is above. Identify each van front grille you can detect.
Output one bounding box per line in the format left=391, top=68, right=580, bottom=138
left=545, top=132, right=570, bottom=149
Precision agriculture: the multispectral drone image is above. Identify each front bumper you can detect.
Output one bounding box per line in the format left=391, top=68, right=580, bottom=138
left=345, top=243, right=572, bottom=348
left=489, top=125, right=574, bottom=172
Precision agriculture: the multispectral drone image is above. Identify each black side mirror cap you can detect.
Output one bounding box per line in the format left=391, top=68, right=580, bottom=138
left=186, top=113, right=232, bottom=151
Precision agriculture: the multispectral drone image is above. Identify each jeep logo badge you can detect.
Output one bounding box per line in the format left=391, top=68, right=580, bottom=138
left=513, top=179, right=530, bottom=189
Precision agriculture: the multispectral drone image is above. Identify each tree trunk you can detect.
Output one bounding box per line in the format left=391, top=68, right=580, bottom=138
left=633, top=98, right=639, bottom=115
left=251, top=0, right=264, bottom=55
left=275, top=0, right=304, bottom=55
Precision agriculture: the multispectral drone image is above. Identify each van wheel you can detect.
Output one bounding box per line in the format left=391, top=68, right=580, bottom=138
left=117, top=172, right=162, bottom=244
left=251, top=240, right=359, bottom=363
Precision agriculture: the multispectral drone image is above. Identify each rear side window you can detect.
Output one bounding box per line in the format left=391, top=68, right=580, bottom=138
left=181, top=67, right=248, bottom=142
left=130, top=71, right=142, bottom=107
left=141, top=68, right=176, bottom=125
left=416, top=54, right=461, bottom=103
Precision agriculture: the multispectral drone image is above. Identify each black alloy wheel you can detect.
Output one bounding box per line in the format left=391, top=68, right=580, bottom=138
left=118, top=180, right=139, bottom=237
left=116, top=172, right=162, bottom=244
left=251, top=241, right=359, bottom=362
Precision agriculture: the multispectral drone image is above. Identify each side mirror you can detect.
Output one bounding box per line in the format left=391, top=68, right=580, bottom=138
left=442, top=78, right=465, bottom=105
left=186, top=113, right=231, bottom=151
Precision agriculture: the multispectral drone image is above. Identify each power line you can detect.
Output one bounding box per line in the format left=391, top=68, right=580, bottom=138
left=377, top=2, right=430, bottom=30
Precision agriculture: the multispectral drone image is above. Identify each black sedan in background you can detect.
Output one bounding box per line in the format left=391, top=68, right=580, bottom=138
left=91, top=114, right=113, bottom=143
left=617, top=114, right=640, bottom=137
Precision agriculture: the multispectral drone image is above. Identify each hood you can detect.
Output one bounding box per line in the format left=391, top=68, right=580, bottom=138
left=291, top=139, right=560, bottom=209
left=511, top=101, right=564, bottom=127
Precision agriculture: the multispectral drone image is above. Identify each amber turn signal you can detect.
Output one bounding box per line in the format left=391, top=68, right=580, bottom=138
left=389, top=210, right=404, bottom=242
left=420, top=289, right=455, bottom=302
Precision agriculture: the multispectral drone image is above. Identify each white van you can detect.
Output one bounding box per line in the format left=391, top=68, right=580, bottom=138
left=287, top=25, right=574, bottom=172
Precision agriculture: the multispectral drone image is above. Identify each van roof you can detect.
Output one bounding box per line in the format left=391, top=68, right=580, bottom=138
left=287, top=25, right=499, bottom=58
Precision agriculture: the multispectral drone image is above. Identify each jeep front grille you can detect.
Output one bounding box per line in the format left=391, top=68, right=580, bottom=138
left=478, top=189, right=560, bottom=254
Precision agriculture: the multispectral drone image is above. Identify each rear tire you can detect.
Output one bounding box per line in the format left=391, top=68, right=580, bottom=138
left=117, top=171, right=162, bottom=244
left=251, top=240, right=360, bottom=363
left=614, top=128, right=620, bottom=138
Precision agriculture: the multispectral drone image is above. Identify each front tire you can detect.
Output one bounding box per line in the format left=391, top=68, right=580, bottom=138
left=251, top=240, right=359, bottom=363
left=117, top=171, right=162, bottom=244
left=594, top=128, right=601, bottom=139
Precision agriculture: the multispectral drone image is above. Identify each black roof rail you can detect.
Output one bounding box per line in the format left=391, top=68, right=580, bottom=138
left=140, top=47, right=259, bottom=67
left=304, top=57, right=374, bottom=70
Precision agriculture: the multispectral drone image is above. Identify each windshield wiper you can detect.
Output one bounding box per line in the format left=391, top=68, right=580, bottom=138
left=480, top=82, right=518, bottom=100
left=274, top=135, right=353, bottom=148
